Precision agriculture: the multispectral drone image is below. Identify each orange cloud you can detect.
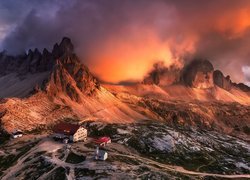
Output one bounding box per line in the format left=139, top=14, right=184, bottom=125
left=87, top=32, right=176, bottom=83
left=216, top=8, right=250, bottom=38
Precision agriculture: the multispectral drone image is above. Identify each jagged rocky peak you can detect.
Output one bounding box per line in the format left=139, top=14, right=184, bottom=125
left=53, top=38, right=99, bottom=90
left=233, top=82, right=250, bottom=92
left=47, top=60, right=81, bottom=102
left=0, top=47, right=54, bottom=75
left=213, top=70, right=232, bottom=91
left=0, top=37, right=81, bottom=75
left=47, top=59, right=100, bottom=102
left=52, top=37, right=79, bottom=64
left=181, top=59, right=250, bottom=92
left=0, top=37, right=100, bottom=100
left=45, top=37, right=100, bottom=101
left=33, top=48, right=41, bottom=56
left=42, top=48, right=49, bottom=55
left=59, top=37, right=74, bottom=54
left=52, top=43, right=60, bottom=58
left=142, top=62, right=181, bottom=86
left=181, top=59, right=214, bottom=89
left=213, top=70, right=250, bottom=92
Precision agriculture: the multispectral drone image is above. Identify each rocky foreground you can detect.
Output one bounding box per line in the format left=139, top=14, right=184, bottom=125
left=0, top=121, right=250, bottom=179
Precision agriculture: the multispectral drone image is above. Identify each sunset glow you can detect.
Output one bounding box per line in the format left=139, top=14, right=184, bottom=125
left=84, top=6, right=250, bottom=83
left=216, top=8, right=250, bottom=37
left=1, top=1, right=250, bottom=84
left=0, top=2, right=250, bottom=178
left=87, top=31, right=197, bottom=83
left=88, top=33, right=174, bottom=82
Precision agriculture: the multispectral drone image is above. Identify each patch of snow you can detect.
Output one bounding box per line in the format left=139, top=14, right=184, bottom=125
left=117, top=128, right=130, bottom=135
left=118, top=137, right=131, bottom=144
left=236, top=162, right=250, bottom=170
left=204, top=147, right=214, bottom=152
left=167, top=130, right=180, bottom=139
left=190, top=146, right=201, bottom=152
left=224, top=158, right=234, bottom=163
left=151, top=135, right=175, bottom=152
left=236, top=141, right=250, bottom=152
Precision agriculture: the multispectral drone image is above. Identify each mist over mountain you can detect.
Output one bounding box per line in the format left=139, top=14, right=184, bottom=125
left=0, top=37, right=249, bottom=129
left=1, top=0, right=250, bottom=84
left=1, top=1, right=250, bottom=177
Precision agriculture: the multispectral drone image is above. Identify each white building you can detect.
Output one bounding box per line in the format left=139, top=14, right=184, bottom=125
left=95, top=146, right=108, bottom=161
left=53, top=122, right=87, bottom=143
left=12, top=130, right=23, bottom=139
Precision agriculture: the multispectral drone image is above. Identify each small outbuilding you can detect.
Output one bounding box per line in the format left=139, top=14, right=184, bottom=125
left=94, top=136, right=111, bottom=147
left=53, top=122, right=87, bottom=143
left=95, top=146, right=108, bottom=161
left=12, top=130, right=23, bottom=139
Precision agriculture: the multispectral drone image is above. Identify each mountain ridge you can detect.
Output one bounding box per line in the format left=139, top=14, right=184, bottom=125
left=143, top=59, right=250, bottom=92
left=0, top=37, right=249, bottom=138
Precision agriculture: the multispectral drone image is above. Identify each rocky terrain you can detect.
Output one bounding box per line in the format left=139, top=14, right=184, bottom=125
left=0, top=37, right=99, bottom=99
left=0, top=37, right=250, bottom=179
left=0, top=37, right=144, bottom=132
left=0, top=121, right=250, bottom=179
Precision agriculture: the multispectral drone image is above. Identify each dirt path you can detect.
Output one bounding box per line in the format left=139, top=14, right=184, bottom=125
left=2, top=138, right=250, bottom=179
left=196, top=153, right=216, bottom=172
left=66, top=168, right=75, bottom=180
left=1, top=138, right=63, bottom=180
left=110, top=152, right=250, bottom=179
left=2, top=141, right=41, bottom=180
left=46, top=145, right=250, bottom=179
left=37, top=166, right=57, bottom=180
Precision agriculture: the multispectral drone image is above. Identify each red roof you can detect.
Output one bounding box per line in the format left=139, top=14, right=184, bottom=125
left=53, top=122, right=80, bottom=136
left=94, top=136, right=111, bottom=144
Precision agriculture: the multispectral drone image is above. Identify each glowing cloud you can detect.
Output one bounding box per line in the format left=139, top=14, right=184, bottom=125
left=1, top=0, right=250, bottom=83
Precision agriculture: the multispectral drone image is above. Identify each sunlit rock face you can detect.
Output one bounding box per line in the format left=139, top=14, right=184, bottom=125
left=181, top=59, right=214, bottom=89
left=213, top=70, right=250, bottom=92
left=46, top=37, right=100, bottom=102
left=233, top=82, right=250, bottom=92
left=0, top=37, right=100, bottom=100
left=213, top=70, right=232, bottom=91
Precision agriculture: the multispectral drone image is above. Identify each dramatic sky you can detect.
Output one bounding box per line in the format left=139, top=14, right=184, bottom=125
left=0, top=0, right=250, bottom=85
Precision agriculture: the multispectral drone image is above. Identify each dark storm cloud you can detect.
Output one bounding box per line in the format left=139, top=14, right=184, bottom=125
left=0, top=0, right=71, bottom=52
left=1, top=0, right=250, bottom=83
left=2, top=0, right=168, bottom=53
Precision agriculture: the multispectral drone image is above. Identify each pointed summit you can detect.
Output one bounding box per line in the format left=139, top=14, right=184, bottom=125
left=59, top=37, right=74, bottom=54
left=52, top=43, right=60, bottom=58
left=44, top=37, right=100, bottom=101
left=42, top=48, right=49, bottom=55
left=51, top=37, right=79, bottom=64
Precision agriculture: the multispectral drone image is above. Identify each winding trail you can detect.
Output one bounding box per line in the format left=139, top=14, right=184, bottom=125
left=46, top=147, right=250, bottom=179
left=2, top=138, right=250, bottom=179
left=110, top=152, right=250, bottom=179
left=196, top=153, right=216, bottom=172
left=1, top=137, right=63, bottom=180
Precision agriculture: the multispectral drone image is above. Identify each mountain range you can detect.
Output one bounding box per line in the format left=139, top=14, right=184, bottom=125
left=0, top=37, right=250, bottom=179
left=0, top=37, right=249, bottom=137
